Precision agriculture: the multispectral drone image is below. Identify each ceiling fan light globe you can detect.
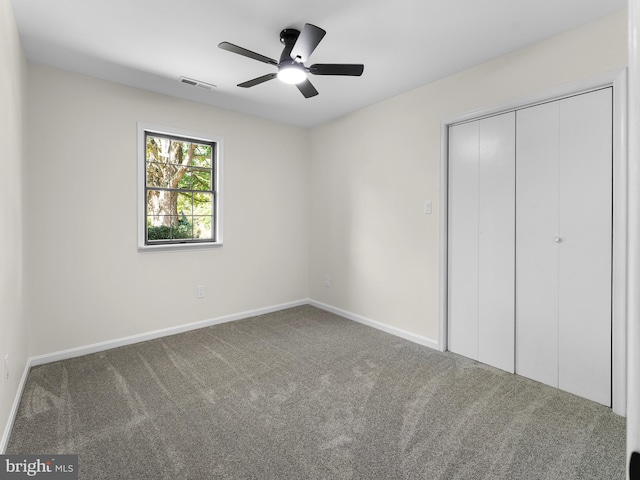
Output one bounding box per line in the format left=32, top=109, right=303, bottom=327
left=277, top=65, right=307, bottom=85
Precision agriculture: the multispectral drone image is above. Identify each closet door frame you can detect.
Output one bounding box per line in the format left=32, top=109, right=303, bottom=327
left=439, top=68, right=628, bottom=415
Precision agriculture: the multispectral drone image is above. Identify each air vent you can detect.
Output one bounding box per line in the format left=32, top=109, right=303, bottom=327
left=179, top=77, right=216, bottom=90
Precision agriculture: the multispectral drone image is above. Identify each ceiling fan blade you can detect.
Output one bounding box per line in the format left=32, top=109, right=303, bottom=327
left=296, top=79, right=319, bottom=98
left=309, top=64, right=364, bottom=76
left=290, top=24, right=326, bottom=63
left=238, top=73, right=277, bottom=88
left=218, top=42, right=278, bottom=66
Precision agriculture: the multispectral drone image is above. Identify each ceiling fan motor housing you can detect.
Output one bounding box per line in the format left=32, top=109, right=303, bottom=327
left=279, top=29, right=301, bottom=63
left=280, top=29, right=300, bottom=46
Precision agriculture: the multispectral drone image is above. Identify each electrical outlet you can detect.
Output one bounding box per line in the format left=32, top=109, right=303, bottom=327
left=4, top=354, right=9, bottom=382
left=324, top=275, right=332, bottom=287
left=197, top=285, right=205, bottom=299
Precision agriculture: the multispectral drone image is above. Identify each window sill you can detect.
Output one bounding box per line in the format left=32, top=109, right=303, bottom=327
left=138, top=241, right=223, bottom=253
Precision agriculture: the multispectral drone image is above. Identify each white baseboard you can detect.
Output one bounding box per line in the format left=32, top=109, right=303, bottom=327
left=29, top=299, right=309, bottom=367
left=1, top=357, right=32, bottom=454
left=309, top=299, right=440, bottom=351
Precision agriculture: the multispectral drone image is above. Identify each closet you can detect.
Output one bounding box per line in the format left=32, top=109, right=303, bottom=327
left=448, top=87, right=613, bottom=406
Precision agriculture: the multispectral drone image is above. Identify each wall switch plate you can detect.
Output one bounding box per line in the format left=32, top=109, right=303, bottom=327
left=324, top=275, right=332, bottom=287
left=424, top=200, right=433, bottom=215
left=4, top=354, right=9, bottom=382
left=197, top=285, right=205, bottom=299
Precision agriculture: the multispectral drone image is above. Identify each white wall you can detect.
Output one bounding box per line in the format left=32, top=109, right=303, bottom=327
left=0, top=0, right=27, bottom=451
left=309, top=10, right=627, bottom=342
left=25, top=65, right=310, bottom=356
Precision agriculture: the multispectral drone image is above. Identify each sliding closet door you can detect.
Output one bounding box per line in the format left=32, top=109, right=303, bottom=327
left=449, top=112, right=515, bottom=373
left=516, top=88, right=612, bottom=405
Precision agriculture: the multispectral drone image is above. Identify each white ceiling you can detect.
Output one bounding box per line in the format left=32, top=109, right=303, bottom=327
left=11, top=0, right=626, bottom=128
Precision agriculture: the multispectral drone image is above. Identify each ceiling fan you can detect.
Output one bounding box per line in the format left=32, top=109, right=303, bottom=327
left=218, top=23, right=364, bottom=98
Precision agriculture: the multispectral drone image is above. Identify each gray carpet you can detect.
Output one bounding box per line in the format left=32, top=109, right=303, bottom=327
left=7, top=305, right=626, bottom=479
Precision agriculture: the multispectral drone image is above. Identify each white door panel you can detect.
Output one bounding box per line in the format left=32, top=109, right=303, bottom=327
left=448, top=121, right=480, bottom=361
left=516, top=101, right=560, bottom=388
left=516, top=89, right=612, bottom=406
left=557, top=88, right=612, bottom=405
left=448, top=113, right=515, bottom=371
left=478, top=113, right=515, bottom=373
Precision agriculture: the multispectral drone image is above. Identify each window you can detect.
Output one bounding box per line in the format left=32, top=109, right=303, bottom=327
left=138, top=123, right=223, bottom=250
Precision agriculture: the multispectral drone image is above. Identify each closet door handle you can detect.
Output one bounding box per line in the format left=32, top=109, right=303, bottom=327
left=553, top=236, right=562, bottom=243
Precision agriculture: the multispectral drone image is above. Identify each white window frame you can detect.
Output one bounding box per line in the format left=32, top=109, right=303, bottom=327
left=137, top=122, right=224, bottom=251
